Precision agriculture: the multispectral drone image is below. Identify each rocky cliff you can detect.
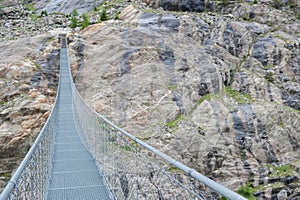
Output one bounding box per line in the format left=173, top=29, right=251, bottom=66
left=0, top=0, right=299, bottom=199
left=0, top=1, right=64, bottom=188
left=70, top=1, right=300, bottom=199
left=0, top=33, right=61, bottom=190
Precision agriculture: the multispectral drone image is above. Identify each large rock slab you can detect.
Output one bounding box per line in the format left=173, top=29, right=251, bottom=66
left=73, top=4, right=300, bottom=198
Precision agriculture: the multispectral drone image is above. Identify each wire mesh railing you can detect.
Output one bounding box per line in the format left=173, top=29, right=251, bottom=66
left=73, top=89, right=246, bottom=199
left=0, top=130, right=55, bottom=199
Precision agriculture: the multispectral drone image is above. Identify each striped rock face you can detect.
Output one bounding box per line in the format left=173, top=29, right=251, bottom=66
left=72, top=3, right=300, bottom=199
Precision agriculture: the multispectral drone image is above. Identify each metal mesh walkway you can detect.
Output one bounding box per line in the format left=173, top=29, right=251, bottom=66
left=46, top=42, right=111, bottom=199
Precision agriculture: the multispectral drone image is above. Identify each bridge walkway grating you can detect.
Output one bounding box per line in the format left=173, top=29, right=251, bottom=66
left=46, top=46, right=111, bottom=200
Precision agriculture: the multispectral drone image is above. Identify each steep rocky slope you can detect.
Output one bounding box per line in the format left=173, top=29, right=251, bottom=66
left=0, top=0, right=299, bottom=198
left=0, top=33, right=60, bottom=190
left=70, top=1, right=300, bottom=199
left=0, top=0, right=104, bottom=13
left=0, top=0, right=72, bottom=191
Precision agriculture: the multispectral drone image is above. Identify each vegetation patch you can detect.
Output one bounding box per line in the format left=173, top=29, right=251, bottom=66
left=236, top=183, right=256, bottom=200
left=190, top=86, right=252, bottom=115
left=168, top=166, right=182, bottom=173
left=95, top=0, right=123, bottom=13
left=71, top=9, right=79, bottom=16
left=222, top=86, right=252, bottom=104
left=1, top=100, right=8, bottom=106
left=267, top=164, right=294, bottom=177
left=30, top=14, right=41, bottom=21
left=130, top=141, right=139, bottom=150
left=70, top=9, right=79, bottom=28
left=120, top=145, right=131, bottom=151
left=190, top=93, right=212, bottom=114
left=24, top=3, right=36, bottom=12
left=70, top=16, right=78, bottom=28
left=265, top=71, right=275, bottom=83
left=167, top=85, right=177, bottom=91
left=242, top=15, right=251, bottom=21
left=81, top=13, right=90, bottom=29
left=18, top=93, right=29, bottom=100
left=0, top=172, right=11, bottom=178
left=47, top=36, right=55, bottom=43
left=40, top=10, right=48, bottom=17
left=142, top=102, right=150, bottom=107
left=28, top=58, right=41, bottom=70
left=100, top=9, right=109, bottom=21
left=288, top=0, right=298, bottom=8
left=264, top=64, right=274, bottom=69
left=114, top=12, right=119, bottom=20
left=255, top=181, right=286, bottom=191
left=166, top=114, right=185, bottom=130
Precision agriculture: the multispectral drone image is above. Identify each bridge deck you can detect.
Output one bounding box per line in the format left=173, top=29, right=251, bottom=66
left=47, top=45, right=111, bottom=199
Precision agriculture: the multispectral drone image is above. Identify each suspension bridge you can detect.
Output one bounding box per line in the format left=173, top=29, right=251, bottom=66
left=0, top=34, right=246, bottom=200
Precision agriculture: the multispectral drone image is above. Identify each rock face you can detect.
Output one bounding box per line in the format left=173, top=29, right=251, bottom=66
left=0, top=34, right=59, bottom=191
left=72, top=3, right=300, bottom=199
left=142, top=0, right=300, bottom=14
left=29, top=0, right=104, bottom=14
left=142, top=0, right=217, bottom=12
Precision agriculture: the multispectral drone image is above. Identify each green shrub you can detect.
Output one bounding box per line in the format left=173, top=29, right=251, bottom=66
left=242, top=15, right=251, bottom=21
left=114, top=13, right=119, bottom=20
left=297, top=12, right=300, bottom=20
left=40, top=10, right=48, bottom=17
left=81, top=13, right=90, bottom=29
left=71, top=9, right=79, bottom=16
left=100, top=9, right=109, bottom=21
left=237, top=184, right=256, bottom=200
left=70, top=16, right=78, bottom=28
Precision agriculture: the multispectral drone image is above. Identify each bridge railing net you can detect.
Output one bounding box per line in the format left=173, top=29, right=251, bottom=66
left=72, top=82, right=236, bottom=200
left=0, top=92, right=57, bottom=200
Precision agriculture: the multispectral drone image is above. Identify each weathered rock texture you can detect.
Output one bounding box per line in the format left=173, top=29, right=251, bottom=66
left=72, top=3, right=300, bottom=199
left=0, top=34, right=59, bottom=190
left=142, top=0, right=300, bottom=14
left=0, top=0, right=299, bottom=198
left=142, top=0, right=218, bottom=12
left=27, top=0, right=104, bottom=14
left=0, top=0, right=104, bottom=14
